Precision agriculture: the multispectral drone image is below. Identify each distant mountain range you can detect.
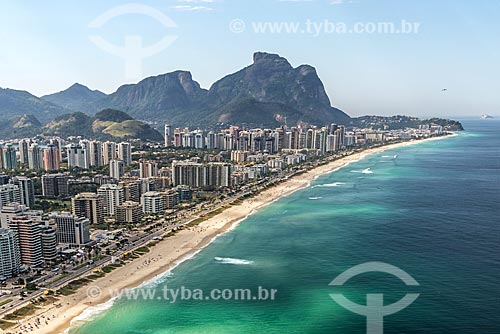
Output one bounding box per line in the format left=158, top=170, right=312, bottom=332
left=352, top=115, right=464, bottom=131
left=0, top=51, right=463, bottom=139
left=93, top=52, right=350, bottom=127
left=0, top=109, right=163, bottom=141
left=42, top=83, right=106, bottom=113
left=0, top=88, right=69, bottom=123
left=2, top=52, right=349, bottom=127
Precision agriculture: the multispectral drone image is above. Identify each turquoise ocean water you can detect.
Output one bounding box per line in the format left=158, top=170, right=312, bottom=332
left=73, top=120, right=500, bottom=334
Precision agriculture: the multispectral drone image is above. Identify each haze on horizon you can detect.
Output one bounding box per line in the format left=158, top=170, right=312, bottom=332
left=0, top=0, right=499, bottom=118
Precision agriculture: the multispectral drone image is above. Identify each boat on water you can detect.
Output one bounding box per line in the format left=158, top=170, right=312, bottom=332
left=480, top=114, right=494, bottom=119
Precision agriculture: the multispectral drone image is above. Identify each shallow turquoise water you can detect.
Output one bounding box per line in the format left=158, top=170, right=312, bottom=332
left=73, top=120, right=500, bottom=334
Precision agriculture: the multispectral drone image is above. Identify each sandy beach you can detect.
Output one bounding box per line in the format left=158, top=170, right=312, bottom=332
left=10, top=134, right=456, bottom=334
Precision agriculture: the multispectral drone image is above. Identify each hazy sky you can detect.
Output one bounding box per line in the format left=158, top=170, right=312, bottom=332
left=0, top=0, right=498, bottom=117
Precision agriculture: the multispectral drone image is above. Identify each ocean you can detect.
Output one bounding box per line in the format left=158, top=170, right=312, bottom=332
left=72, top=120, right=500, bottom=334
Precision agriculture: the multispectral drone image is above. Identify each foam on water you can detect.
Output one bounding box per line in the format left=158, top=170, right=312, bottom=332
left=68, top=240, right=214, bottom=331
left=308, top=197, right=323, bottom=200
left=312, top=182, right=346, bottom=188
left=67, top=297, right=118, bottom=333
left=214, top=257, right=254, bottom=265
left=362, top=168, right=373, bottom=174
left=71, top=126, right=500, bottom=334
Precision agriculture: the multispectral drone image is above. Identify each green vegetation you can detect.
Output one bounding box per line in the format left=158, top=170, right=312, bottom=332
left=352, top=115, right=464, bottom=131
left=0, top=108, right=164, bottom=141
left=32, top=199, right=71, bottom=212
left=0, top=299, right=13, bottom=307
left=42, top=109, right=163, bottom=141
left=0, top=319, right=15, bottom=330
left=87, top=272, right=105, bottom=280
left=3, top=304, right=39, bottom=321
left=101, top=262, right=124, bottom=274
left=134, top=247, right=150, bottom=255
left=58, top=278, right=91, bottom=296
left=186, top=207, right=226, bottom=227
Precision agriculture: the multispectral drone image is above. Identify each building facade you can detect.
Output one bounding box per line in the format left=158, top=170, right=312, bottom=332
left=0, top=229, right=21, bottom=278
left=9, top=216, right=43, bottom=268
left=72, top=192, right=104, bottom=225
left=50, top=212, right=91, bottom=246
left=116, top=201, right=143, bottom=224
left=98, top=184, right=125, bottom=216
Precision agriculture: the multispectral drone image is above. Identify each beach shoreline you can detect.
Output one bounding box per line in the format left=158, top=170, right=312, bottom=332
left=13, top=134, right=457, bottom=334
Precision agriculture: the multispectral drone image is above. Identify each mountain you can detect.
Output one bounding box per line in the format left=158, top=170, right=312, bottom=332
left=1, top=52, right=463, bottom=133
left=43, top=112, right=93, bottom=137
left=91, top=109, right=163, bottom=140
left=41, top=83, right=107, bottom=113
left=4, top=52, right=349, bottom=128
left=215, top=98, right=304, bottom=127
left=12, top=114, right=42, bottom=130
left=92, top=52, right=350, bottom=127
left=352, top=115, right=465, bottom=131
left=0, top=88, right=69, bottom=123
left=0, top=109, right=162, bottom=141
left=42, top=109, right=163, bottom=141
left=94, top=71, right=208, bottom=122
left=0, top=114, right=42, bottom=139
left=205, top=52, right=350, bottom=126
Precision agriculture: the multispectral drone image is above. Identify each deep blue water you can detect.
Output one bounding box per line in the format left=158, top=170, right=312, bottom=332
left=74, top=120, right=500, bottom=334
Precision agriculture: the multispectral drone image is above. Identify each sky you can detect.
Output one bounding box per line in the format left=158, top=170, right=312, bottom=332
left=0, top=0, right=499, bottom=118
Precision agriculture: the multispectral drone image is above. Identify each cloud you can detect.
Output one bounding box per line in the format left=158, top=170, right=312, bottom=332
left=278, top=0, right=351, bottom=3
left=171, top=5, right=214, bottom=11
left=172, top=0, right=218, bottom=11
left=177, top=0, right=217, bottom=3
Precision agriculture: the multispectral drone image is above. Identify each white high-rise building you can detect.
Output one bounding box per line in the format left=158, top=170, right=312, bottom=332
left=110, top=160, right=125, bottom=180
left=49, top=212, right=90, bottom=246
left=67, top=144, right=89, bottom=169
left=0, top=229, right=21, bottom=278
left=141, top=192, right=164, bottom=214
left=194, top=131, right=204, bottom=149
left=0, top=184, right=21, bottom=210
left=117, top=142, right=132, bottom=166
left=98, top=184, right=125, bottom=216
left=102, top=142, right=117, bottom=165
left=164, top=124, right=172, bottom=147
left=28, top=143, right=44, bottom=170
left=79, top=140, right=92, bottom=167
left=12, top=177, right=35, bottom=208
